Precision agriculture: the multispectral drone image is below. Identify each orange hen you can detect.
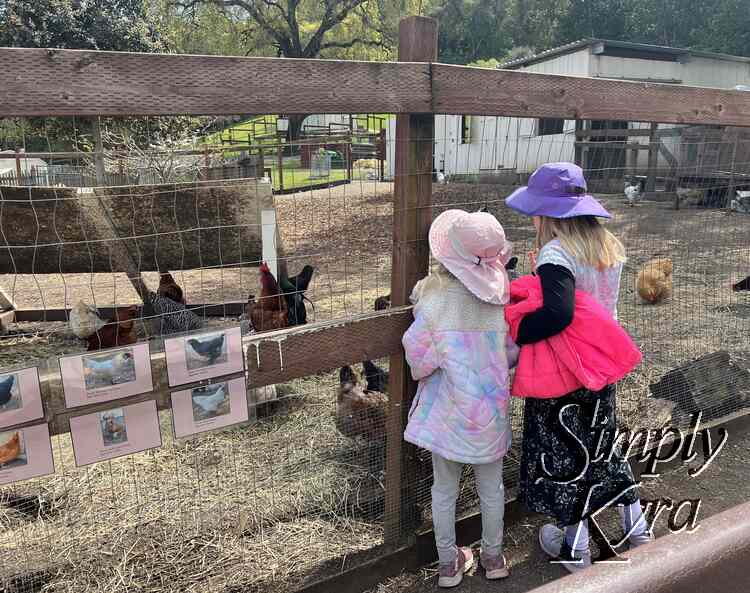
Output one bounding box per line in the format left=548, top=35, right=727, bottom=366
left=246, top=262, right=289, bottom=332
left=86, top=305, right=139, bottom=351
left=0, top=432, right=21, bottom=467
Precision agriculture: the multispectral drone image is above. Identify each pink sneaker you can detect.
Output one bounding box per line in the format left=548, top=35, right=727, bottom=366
left=438, top=547, right=474, bottom=588
left=480, top=551, right=509, bottom=580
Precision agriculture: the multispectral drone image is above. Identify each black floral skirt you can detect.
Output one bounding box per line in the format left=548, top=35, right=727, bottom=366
left=518, top=385, right=639, bottom=526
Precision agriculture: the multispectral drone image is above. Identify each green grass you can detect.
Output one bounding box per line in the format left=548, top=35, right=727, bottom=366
left=271, top=167, right=351, bottom=190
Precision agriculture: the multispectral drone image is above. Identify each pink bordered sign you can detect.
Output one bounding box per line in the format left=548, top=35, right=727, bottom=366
left=59, top=343, right=154, bottom=409
left=171, top=376, right=249, bottom=439
left=0, top=367, right=45, bottom=429
left=69, top=400, right=162, bottom=467
left=0, top=424, right=55, bottom=486
left=164, top=327, right=244, bottom=387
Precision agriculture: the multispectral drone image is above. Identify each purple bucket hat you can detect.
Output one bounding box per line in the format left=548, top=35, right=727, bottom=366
left=505, top=162, right=611, bottom=219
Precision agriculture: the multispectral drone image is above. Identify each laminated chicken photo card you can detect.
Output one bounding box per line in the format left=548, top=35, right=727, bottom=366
left=0, top=424, right=55, bottom=486
left=69, top=400, right=162, bottom=467
left=171, top=376, right=250, bottom=438
left=59, top=343, right=154, bottom=409
left=0, top=367, right=45, bottom=429
left=164, top=326, right=244, bottom=387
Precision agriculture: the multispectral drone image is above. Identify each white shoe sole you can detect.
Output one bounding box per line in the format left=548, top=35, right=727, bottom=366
left=538, top=529, right=590, bottom=574
left=438, top=556, right=473, bottom=588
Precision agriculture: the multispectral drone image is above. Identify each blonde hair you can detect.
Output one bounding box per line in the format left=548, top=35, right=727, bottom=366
left=536, top=215, right=625, bottom=269
left=411, top=262, right=456, bottom=301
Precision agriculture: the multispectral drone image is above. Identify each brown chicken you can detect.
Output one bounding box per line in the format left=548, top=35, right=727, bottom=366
left=158, top=272, right=185, bottom=305
left=637, top=258, right=673, bottom=304
left=86, top=305, right=139, bottom=351
left=0, top=432, right=21, bottom=467
left=246, top=262, right=289, bottom=332
left=336, top=366, right=388, bottom=441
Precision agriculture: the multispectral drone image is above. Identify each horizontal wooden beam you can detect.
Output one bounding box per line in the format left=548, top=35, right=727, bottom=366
left=574, top=141, right=649, bottom=149
left=3, top=48, right=750, bottom=127
left=9, top=307, right=411, bottom=437
left=12, top=302, right=246, bottom=322
left=245, top=307, right=412, bottom=388
left=431, top=64, right=750, bottom=127
left=0, top=48, right=431, bottom=117
left=575, top=127, right=685, bottom=138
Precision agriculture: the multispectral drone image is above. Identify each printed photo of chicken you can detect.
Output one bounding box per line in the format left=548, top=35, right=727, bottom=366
left=0, top=430, right=27, bottom=469
left=185, top=332, right=227, bottom=371
left=0, top=373, right=21, bottom=414
left=191, top=382, right=231, bottom=422
left=99, top=409, right=128, bottom=447
left=82, top=350, right=136, bottom=392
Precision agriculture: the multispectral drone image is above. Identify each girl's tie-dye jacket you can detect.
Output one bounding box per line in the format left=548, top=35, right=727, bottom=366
left=402, top=276, right=518, bottom=465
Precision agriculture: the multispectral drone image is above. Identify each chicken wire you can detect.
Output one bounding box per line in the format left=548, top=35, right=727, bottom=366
left=1, top=112, right=750, bottom=593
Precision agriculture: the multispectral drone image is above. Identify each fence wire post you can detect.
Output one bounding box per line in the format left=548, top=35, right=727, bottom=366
left=383, top=15, right=438, bottom=545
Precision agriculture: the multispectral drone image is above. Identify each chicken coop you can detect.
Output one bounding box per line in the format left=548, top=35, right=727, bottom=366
left=1, top=17, right=750, bottom=593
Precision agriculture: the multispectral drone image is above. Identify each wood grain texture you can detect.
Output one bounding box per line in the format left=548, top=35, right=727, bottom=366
left=384, top=15, right=438, bottom=544
left=245, top=308, right=412, bottom=388
left=6, top=308, right=411, bottom=437
left=0, top=48, right=431, bottom=117
left=432, top=64, right=750, bottom=126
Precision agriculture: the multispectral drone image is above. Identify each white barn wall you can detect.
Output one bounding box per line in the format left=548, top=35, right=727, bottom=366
left=385, top=46, right=750, bottom=179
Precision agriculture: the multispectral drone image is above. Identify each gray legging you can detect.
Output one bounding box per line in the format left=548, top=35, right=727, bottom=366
left=431, top=453, right=505, bottom=564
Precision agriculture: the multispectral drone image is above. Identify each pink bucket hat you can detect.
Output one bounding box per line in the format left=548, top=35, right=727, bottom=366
left=429, top=209, right=513, bottom=305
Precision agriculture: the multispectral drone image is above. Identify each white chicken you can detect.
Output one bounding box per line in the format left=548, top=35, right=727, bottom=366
left=192, top=385, right=228, bottom=414
left=69, top=301, right=106, bottom=339
left=624, top=182, right=641, bottom=207
left=436, top=172, right=447, bottom=184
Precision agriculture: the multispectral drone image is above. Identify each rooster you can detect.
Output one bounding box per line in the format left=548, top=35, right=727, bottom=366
left=158, top=271, right=185, bottom=305
left=86, top=306, right=138, bottom=351
left=336, top=365, right=388, bottom=442
left=246, top=262, right=289, bottom=332
left=0, top=432, right=21, bottom=467
left=279, top=265, right=315, bottom=326
left=637, top=258, right=673, bottom=304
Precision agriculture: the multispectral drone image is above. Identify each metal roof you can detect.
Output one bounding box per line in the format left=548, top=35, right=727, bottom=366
left=499, top=38, right=750, bottom=70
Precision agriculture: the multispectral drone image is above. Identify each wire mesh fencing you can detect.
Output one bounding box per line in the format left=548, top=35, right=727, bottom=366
left=1, top=106, right=749, bottom=593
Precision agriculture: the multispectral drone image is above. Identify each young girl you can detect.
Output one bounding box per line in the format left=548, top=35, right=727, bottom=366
left=402, top=209, right=518, bottom=588
left=505, top=162, right=652, bottom=572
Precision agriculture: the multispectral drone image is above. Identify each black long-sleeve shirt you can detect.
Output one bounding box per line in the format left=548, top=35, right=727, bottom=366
left=516, top=264, right=575, bottom=344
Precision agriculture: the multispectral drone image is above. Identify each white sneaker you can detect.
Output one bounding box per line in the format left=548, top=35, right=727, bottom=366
left=437, top=547, right=474, bottom=588
left=629, top=529, right=655, bottom=548
left=539, top=524, right=592, bottom=574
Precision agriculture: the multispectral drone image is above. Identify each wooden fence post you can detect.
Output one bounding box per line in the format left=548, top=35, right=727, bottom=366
left=384, top=15, right=438, bottom=544
left=645, top=122, right=659, bottom=194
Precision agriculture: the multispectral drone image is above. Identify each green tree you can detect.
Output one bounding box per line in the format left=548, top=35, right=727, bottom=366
left=0, top=0, right=163, bottom=50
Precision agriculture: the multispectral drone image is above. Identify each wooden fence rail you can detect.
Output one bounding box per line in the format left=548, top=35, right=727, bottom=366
left=4, top=47, right=750, bottom=127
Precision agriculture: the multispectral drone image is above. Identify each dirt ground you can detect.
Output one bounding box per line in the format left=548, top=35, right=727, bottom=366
left=367, top=426, right=750, bottom=593
left=0, top=181, right=749, bottom=593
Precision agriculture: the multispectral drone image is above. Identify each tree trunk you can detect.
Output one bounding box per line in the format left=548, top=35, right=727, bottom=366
left=285, top=114, right=307, bottom=156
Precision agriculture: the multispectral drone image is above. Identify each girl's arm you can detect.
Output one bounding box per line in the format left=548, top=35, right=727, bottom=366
left=516, top=263, right=575, bottom=344
left=402, top=314, right=440, bottom=380
left=505, top=334, right=520, bottom=368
